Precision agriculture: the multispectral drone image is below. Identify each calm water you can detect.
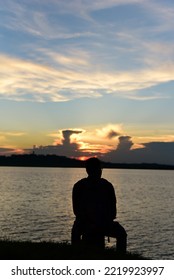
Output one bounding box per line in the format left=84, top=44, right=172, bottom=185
left=0, top=167, right=173, bottom=259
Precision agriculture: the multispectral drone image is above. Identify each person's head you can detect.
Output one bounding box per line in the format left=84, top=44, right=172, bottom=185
left=85, top=157, right=102, bottom=179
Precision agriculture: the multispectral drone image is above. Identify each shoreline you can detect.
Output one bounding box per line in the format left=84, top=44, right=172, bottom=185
left=0, top=154, right=174, bottom=170
left=0, top=240, right=147, bottom=260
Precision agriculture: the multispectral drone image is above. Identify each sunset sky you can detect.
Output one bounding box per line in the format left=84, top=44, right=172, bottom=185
left=0, top=0, right=174, bottom=164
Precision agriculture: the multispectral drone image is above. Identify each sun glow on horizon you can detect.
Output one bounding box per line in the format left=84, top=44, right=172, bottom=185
left=77, top=156, right=90, bottom=161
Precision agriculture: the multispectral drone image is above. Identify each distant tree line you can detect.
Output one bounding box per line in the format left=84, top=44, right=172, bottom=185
left=0, top=154, right=83, bottom=168
left=0, top=154, right=174, bottom=170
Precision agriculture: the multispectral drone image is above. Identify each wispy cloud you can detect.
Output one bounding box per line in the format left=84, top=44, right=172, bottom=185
left=0, top=52, right=174, bottom=102
left=1, top=0, right=170, bottom=41
left=0, top=0, right=96, bottom=39
left=142, top=1, right=174, bottom=32
left=2, top=132, right=26, bottom=137
left=0, top=130, right=27, bottom=154
left=0, top=0, right=174, bottom=102
left=96, top=124, right=123, bottom=139
left=0, top=131, right=26, bottom=137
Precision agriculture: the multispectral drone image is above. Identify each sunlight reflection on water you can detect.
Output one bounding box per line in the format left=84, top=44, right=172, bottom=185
left=0, top=167, right=173, bottom=259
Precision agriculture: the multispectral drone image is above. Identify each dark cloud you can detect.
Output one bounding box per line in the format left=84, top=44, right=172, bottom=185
left=116, top=136, right=133, bottom=151
left=62, top=130, right=82, bottom=145
left=107, top=129, right=120, bottom=139
left=102, top=137, right=174, bottom=165
left=0, top=147, right=18, bottom=155
left=32, top=129, right=87, bottom=158
left=12, top=129, right=174, bottom=165
left=103, top=135, right=133, bottom=163
left=134, top=141, right=174, bottom=165
left=29, top=131, right=174, bottom=165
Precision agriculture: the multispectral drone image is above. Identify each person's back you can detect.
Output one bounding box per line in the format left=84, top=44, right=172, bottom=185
left=73, top=176, right=116, bottom=231
left=71, top=157, right=127, bottom=253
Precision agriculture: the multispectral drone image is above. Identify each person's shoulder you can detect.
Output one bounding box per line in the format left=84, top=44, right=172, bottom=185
left=101, top=178, right=114, bottom=188
left=73, top=178, right=88, bottom=189
left=101, top=178, right=112, bottom=184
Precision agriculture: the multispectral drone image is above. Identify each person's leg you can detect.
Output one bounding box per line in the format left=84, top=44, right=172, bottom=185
left=71, top=220, right=82, bottom=245
left=105, top=221, right=127, bottom=253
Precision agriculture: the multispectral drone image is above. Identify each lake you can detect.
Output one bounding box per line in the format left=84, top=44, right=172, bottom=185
left=0, top=167, right=173, bottom=259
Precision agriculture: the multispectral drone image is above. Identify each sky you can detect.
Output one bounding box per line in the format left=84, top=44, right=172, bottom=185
left=0, top=0, right=174, bottom=164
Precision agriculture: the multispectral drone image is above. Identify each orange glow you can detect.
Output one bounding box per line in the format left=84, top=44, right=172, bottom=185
left=78, top=142, right=112, bottom=154
left=77, top=156, right=91, bottom=161
left=13, top=149, right=25, bottom=154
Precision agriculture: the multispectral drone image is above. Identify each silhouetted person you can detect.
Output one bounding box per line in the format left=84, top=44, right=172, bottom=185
left=71, top=157, right=127, bottom=253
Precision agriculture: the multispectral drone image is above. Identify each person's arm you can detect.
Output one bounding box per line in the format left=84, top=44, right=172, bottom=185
left=72, top=183, right=79, bottom=216
left=110, top=184, right=117, bottom=219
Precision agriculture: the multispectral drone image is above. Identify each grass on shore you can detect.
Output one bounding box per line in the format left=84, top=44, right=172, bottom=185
left=0, top=240, right=148, bottom=260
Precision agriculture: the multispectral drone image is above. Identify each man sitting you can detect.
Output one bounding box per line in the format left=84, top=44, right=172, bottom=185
left=71, top=157, right=127, bottom=253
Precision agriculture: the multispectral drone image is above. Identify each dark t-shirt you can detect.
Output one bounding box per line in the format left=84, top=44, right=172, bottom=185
left=72, top=177, right=117, bottom=228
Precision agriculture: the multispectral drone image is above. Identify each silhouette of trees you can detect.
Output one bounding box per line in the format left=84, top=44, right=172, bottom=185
left=0, top=154, right=173, bottom=169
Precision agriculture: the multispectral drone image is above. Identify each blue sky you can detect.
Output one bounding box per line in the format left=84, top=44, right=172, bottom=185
left=0, top=0, right=174, bottom=164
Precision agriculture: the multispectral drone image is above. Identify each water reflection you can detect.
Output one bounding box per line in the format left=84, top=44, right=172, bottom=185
left=0, top=167, right=173, bottom=259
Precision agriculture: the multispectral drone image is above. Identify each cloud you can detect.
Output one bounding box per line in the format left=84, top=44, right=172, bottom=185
left=1, top=53, right=174, bottom=102
left=31, top=127, right=114, bottom=158
left=0, top=147, right=24, bottom=155
left=116, top=136, right=133, bottom=151
left=0, top=131, right=27, bottom=148
left=0, top=0, right=158, bottom=49
left=107, top=130, right=120, bottom=139
left=142, top=1, right=174, bottom=32
left=96, top=124, right=122, bottom=139
left=1, top=125, right=173, bottom=165
left=36, top=48, right=91, bottom=70
left=0, top=54, right=102, bottom=102
left=1, top=132, right=26, bottom=137
left=0, top=147, right=15, bottom=155
left=1, top=0, right=170, bottom=42
left=0, top=0, right=97, bottom=39
left=32, top=129, right=92, bottom=158
left=102, top=136, right=174, bottom=165
left=31, top=127, right=174, bottom=165
left=61, top=129, right=82, bottom=146
left=1, top=0, right=174, bottom=103
left=47, top=0, right=146, bottom=16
